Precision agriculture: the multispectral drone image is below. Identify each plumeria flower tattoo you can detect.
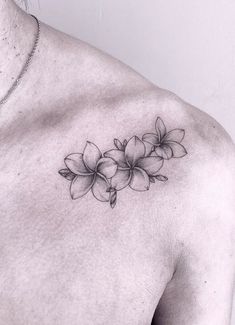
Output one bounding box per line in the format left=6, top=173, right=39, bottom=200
left=59, top=117, right=187, bottom=208
left=105, top=136, right=163, bottom=191
left=142, top=117, right=187, bottom=159
left=59, top=142, right=117, bottom=202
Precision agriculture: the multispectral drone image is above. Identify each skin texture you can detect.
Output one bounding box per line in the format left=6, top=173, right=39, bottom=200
left=0, top=1, right=235, bottom=324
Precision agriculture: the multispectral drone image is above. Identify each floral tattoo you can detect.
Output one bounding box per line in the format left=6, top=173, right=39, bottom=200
left=59, top=117, right=187, bottom=208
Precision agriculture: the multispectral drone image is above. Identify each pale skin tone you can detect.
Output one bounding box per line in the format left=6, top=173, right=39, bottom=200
left=0, top=1, right=235, bottom=324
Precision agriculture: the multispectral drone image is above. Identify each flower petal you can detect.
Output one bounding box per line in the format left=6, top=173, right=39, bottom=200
left=70, top=174, right=95, bottom=199
left=163, top=129, right=185, bottom=143
left=142, top=133, right=160, bottom=146
left=110, top=168, right=131, bottom=191
left=96, top=157, right=117, bottom=178
left=168, top=142, right=187, bottom=158
left=65, top=153, right=90, bottom=175
left=155, top=117, right=167, bottom=140
left=143, top=141, right=154, bottom=157
left=83, top=142, right=102, bottom=172
left=104, top=149, right=128, bottom=168
left=136, top=156, right=163, bottom=176
left=92, top=175, right=110, bottom=202
left=129, top=167, right=150, bottom=191
left=155, top=145, right=173, bottom=160
left=125, top=136, right=146, bottom=167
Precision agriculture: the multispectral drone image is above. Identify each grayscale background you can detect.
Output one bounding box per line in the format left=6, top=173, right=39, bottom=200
left=23, top=0, right=235, bottom=321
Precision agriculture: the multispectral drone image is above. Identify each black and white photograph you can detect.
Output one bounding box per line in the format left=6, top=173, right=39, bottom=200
left=0, top=0, right=235, bottom=324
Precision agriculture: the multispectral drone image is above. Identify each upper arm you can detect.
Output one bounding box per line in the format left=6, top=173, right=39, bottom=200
left=152, top=118, right=235, bottom=325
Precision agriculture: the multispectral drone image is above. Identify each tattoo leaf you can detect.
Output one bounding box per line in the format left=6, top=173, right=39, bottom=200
left=114, top=138, right=124, bottom=150
left=59, top=169, right=76, bottom=181
left=155, top=175, right=168, bottom=182
left=123, top=139, right=128, bottom=147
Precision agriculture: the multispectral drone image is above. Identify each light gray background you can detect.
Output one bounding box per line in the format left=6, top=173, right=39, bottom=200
left=23, top=0, right=235, bottom=321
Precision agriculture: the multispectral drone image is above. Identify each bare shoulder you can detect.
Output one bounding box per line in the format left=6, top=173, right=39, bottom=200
left=142, top=88, right=235, bottom=239
left=41, top=22, right=235, bottom=235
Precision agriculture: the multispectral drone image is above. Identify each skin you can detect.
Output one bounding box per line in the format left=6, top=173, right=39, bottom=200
left=0, top=1, right=235, bottom=324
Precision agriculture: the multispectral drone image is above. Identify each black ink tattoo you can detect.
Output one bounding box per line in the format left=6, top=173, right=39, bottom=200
left=59, top=117, right=187, bottom=208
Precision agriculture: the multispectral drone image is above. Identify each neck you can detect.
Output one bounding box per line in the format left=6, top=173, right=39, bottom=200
left=0, top=0, right=36, bottom=102
left=0, top=0, right=25, bottom=44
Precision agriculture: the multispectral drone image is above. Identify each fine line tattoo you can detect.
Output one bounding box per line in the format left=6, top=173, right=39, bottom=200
left=59, top=117, right=187, bottom=208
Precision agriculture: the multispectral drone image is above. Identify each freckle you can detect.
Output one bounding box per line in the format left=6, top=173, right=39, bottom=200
left=17, top=172, right=21, bottom=176
left=204, top=280, right=207, bottom=283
